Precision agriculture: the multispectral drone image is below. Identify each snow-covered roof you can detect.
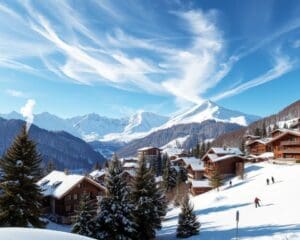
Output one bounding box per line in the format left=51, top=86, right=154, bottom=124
left=191, top=179, right=211, bottom=188
left=37, top=171, right=104, bottom=199
left=246, top=138, right=272, bottom=146
left=0, top=228, right=94, bottom=240
left=138, top=146, right=161, bottom=151
left=123, top=162, right=138, bottom=168
left=268, top=129, right=300, bottom=143
left=211, top=147, right=242, bottom=155
left=207, top=154, right=245, bottom=163
left=89, top=169, right=106, bottom=178
left=120, top=157, right=138, bottom=163
left=180, top=157, right=204, bottom=171
left=248, top=152, right=274, bottom=159
left=156, top=176, right=163, bottom=183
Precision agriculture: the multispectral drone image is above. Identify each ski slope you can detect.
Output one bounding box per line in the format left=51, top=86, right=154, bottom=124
left=158, top=162, right=300, bottom=240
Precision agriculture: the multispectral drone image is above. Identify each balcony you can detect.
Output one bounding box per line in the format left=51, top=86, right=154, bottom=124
left=280, top=140, right=300, bottom=146
left=282, top=149, right=300, bottom=154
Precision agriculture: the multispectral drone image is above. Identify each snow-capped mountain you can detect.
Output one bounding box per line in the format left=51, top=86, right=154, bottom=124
left=163, top=100, right=259, bottom=128
left=0, top=111, right=169, bottom=142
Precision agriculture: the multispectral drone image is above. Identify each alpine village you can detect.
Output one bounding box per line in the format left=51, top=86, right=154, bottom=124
left=1, top=1, right=300, bottom=240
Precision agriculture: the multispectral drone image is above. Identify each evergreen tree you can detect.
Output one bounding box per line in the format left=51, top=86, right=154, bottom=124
left=93, top=161, right=101, bottom=170
left=178, top=166, right=188, bottom=183
left=0, top=125, right=45, bottom=227
left=209, top=167, right=222, bottom=191
left=176, top=195, right=200, bottom=238
left=132, top=154, right=167, bottom=240
left=199, top=142, right=206, bottom=159
left=162, top=157, right=177, bottom=191
left=262, top=121, right=267, bottom=137
left=46, top=160, right=55, bottom=174
left=94, top=154, right=137, bottom=240
left=72, top=193, right=97, bottom=237
left=254, top=127, right=261, bottom=137
left=283, top=122, right=288, bottom=129
left=239, top=139, right=245, bottom=153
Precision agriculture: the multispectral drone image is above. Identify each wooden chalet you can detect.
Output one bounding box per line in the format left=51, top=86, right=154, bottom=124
left=123, top=162, right=138, bottom=171
left=138, top=146, right=162, bottom=175
left=202, top=147, right=244, bottom=178
left=190, top=179, right=212, bottom=196
left=268, top=130, right=300, bottom=160
left=38, top=171, right=106, bottom=224
left=246, top=138, right=272, bottom=156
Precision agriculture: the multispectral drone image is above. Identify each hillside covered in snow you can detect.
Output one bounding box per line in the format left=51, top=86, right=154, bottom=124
left=158, top=162, right=300, bottom=240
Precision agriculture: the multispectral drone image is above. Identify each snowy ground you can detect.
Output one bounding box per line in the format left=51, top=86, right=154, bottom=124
left=0, top=228, right=93, bottom=240
left=158, top=162, right=300, bottom=240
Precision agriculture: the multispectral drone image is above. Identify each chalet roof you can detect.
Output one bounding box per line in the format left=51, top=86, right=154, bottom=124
left=268, top=129, right=300, bottom=143
left=210, top=147, right=242, bottom=155
left=245, top=138, right=272, bottom=146
left=206, top=154, right=245, bottom=163
left=37, top=170, right=104, bottom=199
left=248, top=152, right=274, bottom=159
left=138, top=146, right=161, bottom=151
left=120, top=157, right=138, bottom=163
left=179, top=157, right=204, bottom=171
left=244, top=134, right=261, bottom=139
left=89, top=169, right=106, bottom=179
left=271, top=128, right=289, bottom=134
left=191, top=179, right=211, bottom=188
left=123, top=162, right=138, bottom=168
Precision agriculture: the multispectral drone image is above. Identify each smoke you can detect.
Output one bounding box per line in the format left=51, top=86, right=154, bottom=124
left=20, top=99, right=36, bottom=132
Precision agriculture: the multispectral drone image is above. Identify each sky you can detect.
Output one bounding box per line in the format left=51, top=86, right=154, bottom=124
left=0, top=0, right=300, bottom=118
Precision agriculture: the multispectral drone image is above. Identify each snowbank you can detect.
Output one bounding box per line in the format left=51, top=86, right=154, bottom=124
left=0, top=228, right=94, bottom=240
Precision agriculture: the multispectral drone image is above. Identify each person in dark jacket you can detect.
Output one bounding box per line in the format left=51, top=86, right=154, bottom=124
left=271, top=176, right=275, bottom=184
left=266, top=178, right=270, bottom=185
left=254, top=197, right=261, bottom=208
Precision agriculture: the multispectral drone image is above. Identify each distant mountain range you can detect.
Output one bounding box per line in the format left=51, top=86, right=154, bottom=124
left=0, top=118, right=105, bottom=170
left=213, top=100, right=300, bottom=147
left=1, top=100, right=260, bottom=158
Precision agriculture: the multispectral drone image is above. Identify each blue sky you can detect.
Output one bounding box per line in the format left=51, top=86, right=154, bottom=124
left=0, top=0, right=300, bottom=118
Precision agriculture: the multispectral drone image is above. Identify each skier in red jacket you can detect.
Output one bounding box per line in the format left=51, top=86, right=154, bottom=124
left=254, top=197, right=261, bottom=208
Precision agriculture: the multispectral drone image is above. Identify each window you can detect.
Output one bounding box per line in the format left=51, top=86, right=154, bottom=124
left=73, top=193, right=78, bottom=200
left=65, top=195, right=71, bottom=201
left=65, top=205, right=71, bottom=212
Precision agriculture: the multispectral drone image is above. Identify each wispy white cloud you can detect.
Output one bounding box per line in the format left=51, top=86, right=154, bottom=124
left=0, top=0, right=299, bottom=111
left=211, top=53, right=294, bottom=101
left=162, top=9, right=228, bottom=104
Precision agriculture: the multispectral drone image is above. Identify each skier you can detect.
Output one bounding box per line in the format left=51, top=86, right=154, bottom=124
left=271, top=176, right=275, bottom=184
left=229, top=180, right=232, bottom=187
left=254, top=197, right=261, bottom=208
left=266, top=178, right=270, bottom=185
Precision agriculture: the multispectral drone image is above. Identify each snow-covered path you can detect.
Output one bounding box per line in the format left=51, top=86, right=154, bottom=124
left=158, top=162, right=300, bottom=240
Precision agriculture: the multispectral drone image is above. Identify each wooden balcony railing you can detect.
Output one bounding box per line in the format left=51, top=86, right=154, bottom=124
left=280, top=140, right=300, bottom=146
left=282, top=149, right=300, bottom=154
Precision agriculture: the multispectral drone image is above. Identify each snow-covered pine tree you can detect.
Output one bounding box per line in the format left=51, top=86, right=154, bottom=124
left=94, top=154, right=137, bottom=240
left=209, top=167, right=222, bottom=191
left=162, top=157, right=177, bottom=191
left=132, top=154, right=167, bottom=240
left=0, top=125, right=45, bottom=227
left=72, top=193, right=97, bottom=237
left=176, top=195, right=200, bottom=238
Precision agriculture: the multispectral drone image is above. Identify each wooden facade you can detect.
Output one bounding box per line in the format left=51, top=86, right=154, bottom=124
left=203, top=156, right=244, bottom=179
left=39, top=174, right=106, bottom=224
left=246, top=141, right=271, bottom=156
left=270, top=132, right=300, bottom=160
left=190, top=185, right=212, bottom=196
left=186, top=165, right=204, bottom=180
